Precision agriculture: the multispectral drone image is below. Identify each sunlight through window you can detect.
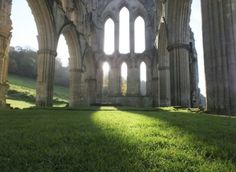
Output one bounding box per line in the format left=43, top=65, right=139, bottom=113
left=119, top=7, right=130, bottom=54
left=140, top=61, right=147, bottom=96
left=121, top=62, right=128, bottom=96
left=57, top=35, right=69, bottom=67
left=103, top=62, right=110, bottom=89
left=104, top=18, right=115, bottom=55
left=135, top=16, right=145, bottom=53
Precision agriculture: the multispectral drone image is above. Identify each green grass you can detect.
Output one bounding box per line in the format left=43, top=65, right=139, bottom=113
left=6, top=99, right=34, bottom=109
left=0, top=108, right=235, bottom=171
left=7, top=74, right=69, bottom=108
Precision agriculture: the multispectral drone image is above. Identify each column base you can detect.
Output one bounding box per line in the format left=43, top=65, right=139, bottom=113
left=0, top=83, right=9, bottom=107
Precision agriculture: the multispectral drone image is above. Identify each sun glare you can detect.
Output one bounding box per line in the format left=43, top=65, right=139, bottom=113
left=103, top=62, right=110, bottom=74
left=121, top=62, right=128, bottom=79
left=57, top=35, right=69, bottom=67
left=140, top=62, right=147, bottom=82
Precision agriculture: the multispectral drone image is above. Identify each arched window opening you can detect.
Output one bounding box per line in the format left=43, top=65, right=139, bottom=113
left=119, top=7, right=130, bottom=54
left=121, top=62, right=128, bottom=96
left=53, top=34, right=70, bottom=106
left=102, top=62, right=110, bottom=93
left=135, top=16, right=145, bottom=53
left=104, top=18, right=115, bottom=55
left=140, top=61, right=147, bottom=96
left=8, top=0, right=39, bottom=108
left=57, top=35, right=69, bottom=67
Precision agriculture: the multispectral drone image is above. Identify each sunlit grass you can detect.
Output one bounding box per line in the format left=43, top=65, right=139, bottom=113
left=0, top=108, right=235, bottom=171
left=7, top=74, right=68, bottom=108
left=6, top=99, right=34, bottom=109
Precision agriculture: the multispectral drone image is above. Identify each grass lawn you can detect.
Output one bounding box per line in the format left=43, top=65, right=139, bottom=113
left=0, top=108, right=235, bottom=171
left=7, top=74, right=69, bottom=108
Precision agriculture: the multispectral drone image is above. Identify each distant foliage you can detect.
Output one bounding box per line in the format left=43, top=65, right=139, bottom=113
left=9, top=46, right=37, bottom=78
left=8, top=46, right=69, bottom=87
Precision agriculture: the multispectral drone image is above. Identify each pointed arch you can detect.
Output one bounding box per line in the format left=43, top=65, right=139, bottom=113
left=59, top=24, right=82, bottom=107
left=135, top=16, right=145, bottom=53
left=27, top=0, right=56, bottom=50
left=119, top=7, right=130, bottom=54
left=60, top=24, right=81, bottom=69
left=104, top=18, right=115, bottom=55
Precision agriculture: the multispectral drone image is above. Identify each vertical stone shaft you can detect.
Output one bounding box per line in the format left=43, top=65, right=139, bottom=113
left=201, top=0, right=236, bottom=114
left=167, top=0, right=192, bottom=107
left=158, top=21, right=170, bottom=106
left=130, top=15, right=134, bottom=54
left=36, top=50, right=56, bottom=107
left=69, top=68, right=81, bottom=107
left=0, top=0, right=12, bottom=107
left=115, top=21, right=119, bottom=54
left=109, top=63, right=119, bottom=96
left=127, top=61, right=139, bottom=96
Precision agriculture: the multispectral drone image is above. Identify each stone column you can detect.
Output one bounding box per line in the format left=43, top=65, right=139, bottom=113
left=115, top=21, right=119, bottom=55
left=0, top=0, right=12, bottom=107
left=130, top=15, right=134, bottom=54
left=69, top=56, right=82, bottom=107
left=127, top=60, right=139, bottom=96
left=158, top=21, right=170, bottom=106
left=152, top=65, right=160, bottom=106
left=36, top=49, right=57, bottom=107
left=167, top=0, right=192, bottom=107
left=201, top=0, right=236, bottom=115
left=109, top=62, right=119, bottom=96
left=86, top=78, right=96, bottom=105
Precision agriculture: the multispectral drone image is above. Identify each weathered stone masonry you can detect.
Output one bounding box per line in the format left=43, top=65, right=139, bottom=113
left=0, top=0, right=235, bottom=115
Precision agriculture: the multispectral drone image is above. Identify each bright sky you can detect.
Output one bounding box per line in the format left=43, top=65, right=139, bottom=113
left=190, top=0, right=206, bottom=96
left=119, top=7, right=130, bottom=54
left=10, top=0, right=206, bottom=96
left=104, top=18, right=115, bottom=55
left=134, top=16, right=145, bottom=53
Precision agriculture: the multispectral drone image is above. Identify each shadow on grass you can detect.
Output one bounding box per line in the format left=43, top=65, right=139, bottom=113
left=1, top=108, right=236, bottom=171
left=0, top=109, right=148, bottom=171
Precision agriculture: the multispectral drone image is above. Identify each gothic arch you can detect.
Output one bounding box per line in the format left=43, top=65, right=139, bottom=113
left=132, top=7, right=147, bottom=22
left=102, top=12, right=117, bottom=23
left=27, top=0, right=57, bottom=50
left=117, top=2, right=131, bottom=13
left=59, top=24, right=81, bottom=70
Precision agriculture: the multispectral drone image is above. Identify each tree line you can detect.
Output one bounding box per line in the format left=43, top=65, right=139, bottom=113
left=8, top=46, right=69, bottom=87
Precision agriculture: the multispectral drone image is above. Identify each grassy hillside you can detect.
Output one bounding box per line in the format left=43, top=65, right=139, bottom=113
left=7, top=74, right=69, bottom=108
left=0, top=108, right=235, bottom=171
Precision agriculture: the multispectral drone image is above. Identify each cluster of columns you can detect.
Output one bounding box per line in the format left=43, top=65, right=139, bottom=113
left=36, top=49, right=57, bottom=107
left=0, top=0, right=236, bottom=115
left=201, top=0, right=236, bottom=114
left=166, top=0, right=192, bottom=107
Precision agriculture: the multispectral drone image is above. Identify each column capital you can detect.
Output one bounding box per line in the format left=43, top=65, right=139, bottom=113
left=37, top=49, right=57, bottom=56
left=167, top=43, right=190, bottom=52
